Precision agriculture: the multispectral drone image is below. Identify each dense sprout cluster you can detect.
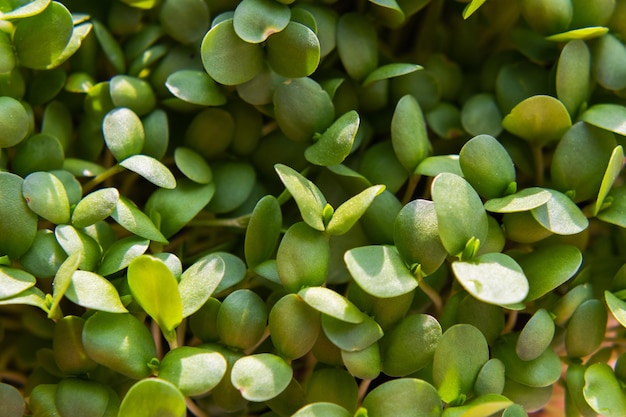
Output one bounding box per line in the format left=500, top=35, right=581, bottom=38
left=2, top=0, right=626, bottom=416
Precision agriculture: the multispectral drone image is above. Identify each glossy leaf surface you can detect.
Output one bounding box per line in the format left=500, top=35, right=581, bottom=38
left=231, top=354, right=293, bottom=401
left=65, top=271, right=127, bottom=313
left=344, top=245, right=417, bottom=298
left=159, top=347, right=227, bottom=396
left=119, top=154, right=176, bottom=189
left=583, top=363, right=626, bottom=417
left=298, top=287, right=364, bottom=323
left=179, top=254, right=225, bottom=318
left=452, top=253, right=529, bottom=306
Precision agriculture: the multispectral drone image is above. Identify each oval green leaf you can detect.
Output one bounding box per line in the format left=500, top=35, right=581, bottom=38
left=273, top=77, right=335, bottom=142
left=391, top=94, right=431, bottom=172
left=111, top=195, right=168, bottom=243
left=502, top=95, right=572, bottom=145
left=363, top=378, right=442, bottom=417
left=119, top=154, right=176, bottom=189
left=432, top=172, right=489, bottom=258
left=275, top=164, right=327, bottom=231
left=530, top=189, right=589, bottom=235
left=298, top=286, right=364, bottom=324
left=103, top=107, right=145, bottom=162
left=460, top=134, right=516, bottom=199
left=166, top=70, right=226, bottom=106
left=118, top=378, right=186, bottom=417
left=13, top=2, right=74, bottom=70
left=266, top=21, right=320, bottom=78
left=305, top=110, right=360, bottom=167
left=128, top=255, right=182, bottom=335
left=0, top=266, right=36, bottom=300
left=452, top=252, right=529, bottom=306
left=344, top=245, right=417, bottom=298
left=82, top=311, right=157, bottom=379
left=327, top=185, right=385, bottom=236
left=583, top=363, right=626, bottom=417
left=201, top=19, right=264, bottom=86
left=233, top=0, right=290, bottom=43
left=231, top=353, right=293, bottom=402
left=72, top=188, right=119, bottom=228
left=159, top=347, right=227, bottom=396
left=244, top=195, right=282, bottom=268
left=179, top=254, right=225, bottom=318
left=22, top=171, right=70, bottom=225
left=97, top=236, right=149, bottom=276
left=65, top=270, right=127, bottom=313
left=0, top=96, right=29, bottom=148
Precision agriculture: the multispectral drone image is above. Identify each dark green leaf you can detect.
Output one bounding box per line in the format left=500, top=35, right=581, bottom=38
left=201, top=19, right=264, bottom=86
left=97, top=236, right=149, bottom=276
left=305, top=110, right=360, bottom=167
left=336, top=12, right=378, bottom=81
left=391, top=94, right=431, bottom=172
left=273, top=77, right=335, bottom=142
left=13, top=2, right=73, bottom=70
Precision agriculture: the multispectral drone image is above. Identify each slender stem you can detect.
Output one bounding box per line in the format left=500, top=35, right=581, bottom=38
left=357, top=379, right=372, bottom=405
left=82, top=164, right=124, bottom=192
left=152, top=320, right=164, bottom=359
left=0, top=371, right=27, bottom=386
left=532, top=145, right=544, bottom=186
left=186, top=398, right=210, bottom=417
left=417, top=276, right=443, bottom=315
left=188, top=215, right=250, bottom=229
left=401, top=173, right=421, bottom=205
left=503, top=310, right=519, bottom=334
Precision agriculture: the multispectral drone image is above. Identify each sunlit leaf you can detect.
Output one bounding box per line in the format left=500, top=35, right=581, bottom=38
left=128, top=255, right=182, bottom=336
left=118, top=378, right=185, bottom=417
left=66, top=270, right=127, bottom=313
left=231, top=354, right=293, bottom=402
left=452, top=253, right=529, bottom=306
left=120, top=154, right=176, bottom=189
left=344, top=245, right=417, bottom=298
